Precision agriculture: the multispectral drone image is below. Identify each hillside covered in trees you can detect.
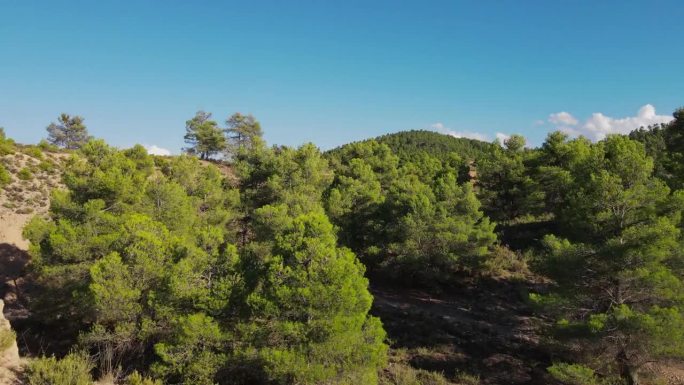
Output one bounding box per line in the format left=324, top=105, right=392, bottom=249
left=331, top=130, right=496, bottom=166
left=1, top=107, right=684, bottom=385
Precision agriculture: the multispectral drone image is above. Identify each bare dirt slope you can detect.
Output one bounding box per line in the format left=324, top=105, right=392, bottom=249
left=0, top=150, right=65, bottom=318
left=0, top=150, right=65, bottom=242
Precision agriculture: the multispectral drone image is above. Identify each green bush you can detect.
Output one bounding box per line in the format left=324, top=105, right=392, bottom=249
left=0, top=329, right=15, bottom=351
left=0, top=128, right=15, bottom=155
left=25, top=352, right=93, bottom=385
left=23, top=146, right=44, bottom=160
left=547, top=363, right=599, bottom=385
left=17, top=167, right=32, bottom=181
left=125, top=372, right=163, bottom=385
left=38, top=160, right=56, bottom=173
left=0, top=164, right=10, bottom=187
left=480, top=245, right=529, bottom=278
left=38, top=139, right=59, bottom=152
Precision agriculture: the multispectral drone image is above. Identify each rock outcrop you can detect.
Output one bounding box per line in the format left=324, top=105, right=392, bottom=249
left=0, top=300, right=20, bottom=385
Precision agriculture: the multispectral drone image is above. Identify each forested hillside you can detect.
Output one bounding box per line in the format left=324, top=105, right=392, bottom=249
left=331, top=130, right=496, bottom=166
left=1, top=107, right=684, bottom=385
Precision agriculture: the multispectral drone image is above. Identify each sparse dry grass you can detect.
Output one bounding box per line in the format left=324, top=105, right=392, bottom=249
left=0, top=329, right=15, bottom=351
left=380, top=348, right=482, bottom=385
left=0, top=152, right=64, bottom=202
left=0, top=151, right=65, bottom=248
left=381, top=349, right=455, bottom=385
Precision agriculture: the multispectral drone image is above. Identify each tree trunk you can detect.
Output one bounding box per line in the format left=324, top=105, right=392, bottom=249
left=618, top=350, right=639, bottom=385
left=624, top=368, right=639, bottom=385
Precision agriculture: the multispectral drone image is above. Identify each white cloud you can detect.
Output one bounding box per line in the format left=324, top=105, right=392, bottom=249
left=546, top=104, right=674, bottom=141
left=430, top=122, right=489, bottom=142
left=446, top=130, right=489, bottom=141
left=548, top=111, right=578, bottom=126
left=144, top=145, right=171, bottom=156
left=430, top=122, right=446, bottom=131
left=429, top=122, right=519, bottom=145
left=557, top=126, right=583, bottom=137
left=583, top=104, right=673, bottom=140
left=495, top=132, right=510, bottom=144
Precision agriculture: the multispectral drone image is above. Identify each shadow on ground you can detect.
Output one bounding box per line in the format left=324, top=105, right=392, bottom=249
left=0, top=243, right=30, bottom=319
left=370, top=279, right=556, bottom=385
left=0, top=242, right=79, bottom=357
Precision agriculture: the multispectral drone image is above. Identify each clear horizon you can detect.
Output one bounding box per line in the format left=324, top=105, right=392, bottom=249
left=1, top=1, right=682, bottom=153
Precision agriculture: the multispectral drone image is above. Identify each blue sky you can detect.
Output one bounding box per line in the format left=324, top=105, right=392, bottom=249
left=1, top=1, right=682, bottom=153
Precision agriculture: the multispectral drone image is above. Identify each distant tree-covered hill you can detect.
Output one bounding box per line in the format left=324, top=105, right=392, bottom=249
left=329, top=130, right=496, bottom=164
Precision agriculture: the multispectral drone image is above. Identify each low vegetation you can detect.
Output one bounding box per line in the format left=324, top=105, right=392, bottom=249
left=0, top=128, right=15, bottom=156
left=25, top=352, right=93, bottom=385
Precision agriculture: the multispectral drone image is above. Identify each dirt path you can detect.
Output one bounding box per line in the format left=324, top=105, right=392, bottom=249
left=0, top=213, right=30, bottom=251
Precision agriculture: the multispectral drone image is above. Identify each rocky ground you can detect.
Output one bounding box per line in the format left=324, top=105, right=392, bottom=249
left=0, top=300, right=21, bottom=385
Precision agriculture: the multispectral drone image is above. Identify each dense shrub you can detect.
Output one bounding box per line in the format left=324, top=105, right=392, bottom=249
left=37, top=139, right=60, bottom=152
left=547, top=363, right=600, bottom=385
left=479, top=245, right=529, bottom=278
left=0, top=128, right=15, bottom=155
left=17, top=167, right=32, bottom=181
left=0, top=164, right=10, bottom=187
left=23, top=146, right=44, bottom=159
left=38, top=160, right=56, bottom=173
left=25, top=352, right=93, bottom=385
